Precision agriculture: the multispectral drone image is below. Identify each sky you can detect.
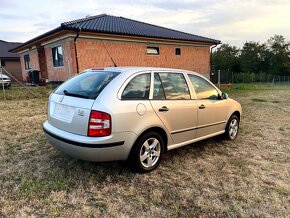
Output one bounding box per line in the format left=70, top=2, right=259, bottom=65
left=0, top=0, right=289, bottom=48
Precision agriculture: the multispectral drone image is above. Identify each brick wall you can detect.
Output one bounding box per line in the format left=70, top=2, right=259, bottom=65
left=44, top=38, right=74, bottom=81
left=19, top=49, right=40, bottom=81
left=18, top=36, right=211, bottom=82
left=76, top=38, right=210, bottom=74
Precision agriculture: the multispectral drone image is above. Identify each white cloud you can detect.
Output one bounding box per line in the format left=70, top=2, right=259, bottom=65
left=0, top=0, right=289, bottom=47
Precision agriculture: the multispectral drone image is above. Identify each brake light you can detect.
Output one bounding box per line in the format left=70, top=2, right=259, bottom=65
left=88, top=110, right=111, bottom=137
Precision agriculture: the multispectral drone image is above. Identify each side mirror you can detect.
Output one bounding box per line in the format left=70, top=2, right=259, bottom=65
left=222, top=92, right=228, bottom=100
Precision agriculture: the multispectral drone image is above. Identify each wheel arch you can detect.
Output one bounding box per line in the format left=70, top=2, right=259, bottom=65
left=231, top=111, right=241, bottom=121
left=127, top=126, right=168, bottom=160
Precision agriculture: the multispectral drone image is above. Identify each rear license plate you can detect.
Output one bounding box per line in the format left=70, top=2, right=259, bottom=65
left=53, top=103, right=74, bottom=122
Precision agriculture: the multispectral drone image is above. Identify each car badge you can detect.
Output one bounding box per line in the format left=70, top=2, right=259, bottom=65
left=78, top=109, right=84, bottom=116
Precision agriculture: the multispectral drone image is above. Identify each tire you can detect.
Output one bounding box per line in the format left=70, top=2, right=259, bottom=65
left=224, top=114, right=240, bottom=140
left=129, top=132, right=164, bottom=173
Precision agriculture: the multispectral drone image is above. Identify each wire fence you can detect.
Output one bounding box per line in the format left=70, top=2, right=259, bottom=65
left=210, top=70, right=290, bottom=86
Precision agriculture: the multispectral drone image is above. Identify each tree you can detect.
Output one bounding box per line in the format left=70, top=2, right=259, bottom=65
left=266, top=35, right=290, bottom=75
left=211, top=35, right=290, bottom=76
left=239, top=41, right=268, bottom=73
left=212, top=44, right=241, bottom=72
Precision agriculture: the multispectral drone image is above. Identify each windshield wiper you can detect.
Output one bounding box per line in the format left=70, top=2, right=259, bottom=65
left=63, top=90, right=89, bottom=99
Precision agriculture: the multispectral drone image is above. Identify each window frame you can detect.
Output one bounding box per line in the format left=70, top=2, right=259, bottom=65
left=187, top=73, right=221, bottom=100
left=24, top=54, right=31, bottom=70
left=52, top=45, right=64, bottom=67
left=146, top=46, right=160, bottom=56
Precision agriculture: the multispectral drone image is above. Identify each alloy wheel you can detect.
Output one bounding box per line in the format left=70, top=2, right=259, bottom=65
left=139, top=138, right=161, bottom=168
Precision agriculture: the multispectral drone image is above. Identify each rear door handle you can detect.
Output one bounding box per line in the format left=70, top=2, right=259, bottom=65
left=199, top=104, right=206, bottom=109
left=159, top=106, right=169, bottom=112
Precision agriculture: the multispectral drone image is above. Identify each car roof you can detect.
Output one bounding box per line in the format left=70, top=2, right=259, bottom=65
left=86, top=66, right=202, bottom=76
left=0, top=74, right=9, bottom=78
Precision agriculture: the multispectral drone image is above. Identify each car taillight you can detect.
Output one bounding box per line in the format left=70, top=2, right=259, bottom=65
left=88, top=110, right=111, bottom=137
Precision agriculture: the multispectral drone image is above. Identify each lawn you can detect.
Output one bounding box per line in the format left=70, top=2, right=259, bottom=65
left=0, top=87, right=289, bottom=217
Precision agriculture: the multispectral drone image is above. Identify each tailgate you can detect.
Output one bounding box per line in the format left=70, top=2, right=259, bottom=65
left=48, top=93, right=95, bottom=136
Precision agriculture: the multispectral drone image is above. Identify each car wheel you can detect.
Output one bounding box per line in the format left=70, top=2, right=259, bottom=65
left=130, top=132, right=164, bottom=173
left=225, top=114, right=240, bottom=140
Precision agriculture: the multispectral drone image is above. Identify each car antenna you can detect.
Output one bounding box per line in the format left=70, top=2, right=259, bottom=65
left=101, top=40, right=117, bottom=67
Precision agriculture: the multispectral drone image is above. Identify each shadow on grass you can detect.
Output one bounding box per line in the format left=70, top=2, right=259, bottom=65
left=45, top=134, right=228, bottom=178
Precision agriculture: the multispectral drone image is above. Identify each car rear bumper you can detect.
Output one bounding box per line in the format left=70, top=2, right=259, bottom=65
left=43, top=120, right=137, bottom=161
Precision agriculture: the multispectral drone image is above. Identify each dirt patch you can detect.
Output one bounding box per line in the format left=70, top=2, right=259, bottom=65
left=0, top=88, right=290, bottom=217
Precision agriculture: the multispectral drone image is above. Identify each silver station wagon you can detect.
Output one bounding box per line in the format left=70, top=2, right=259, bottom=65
left=43, top=67, right=242, bottom=172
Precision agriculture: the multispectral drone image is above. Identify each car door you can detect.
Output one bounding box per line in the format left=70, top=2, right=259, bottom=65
left=150, top=72, right=198, bottom=144
left=187, top=74, right=228, bottom=139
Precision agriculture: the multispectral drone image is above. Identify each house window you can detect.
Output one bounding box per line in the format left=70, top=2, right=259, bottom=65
left=175, top=48, right=181, bottom=55
left=52, top=46, right=64, bottom=67
left=24, top=54, right=30, bottom=69
left=147, top=46, right=159, bottom=55
left=0, top=59, right=5, bottom=67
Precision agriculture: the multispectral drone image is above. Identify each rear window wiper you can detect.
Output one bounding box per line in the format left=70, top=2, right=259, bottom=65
left=63, top=90, right=89, bottom=99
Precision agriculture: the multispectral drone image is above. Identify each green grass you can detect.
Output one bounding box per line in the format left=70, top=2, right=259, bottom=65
left=0, top=86, right=53, bottom=101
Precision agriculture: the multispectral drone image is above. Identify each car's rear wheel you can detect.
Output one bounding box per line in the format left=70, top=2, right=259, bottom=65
left=129, top=132, right=164, bottom=173
left=225, top=114, right=240, bottom=140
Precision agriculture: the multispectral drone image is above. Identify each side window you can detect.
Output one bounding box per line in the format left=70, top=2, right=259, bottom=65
left=122, top=74, right=150, bottom=100
left=158, top=72, right=190, bottom=100
left=188, top=74, right=219, bottom=100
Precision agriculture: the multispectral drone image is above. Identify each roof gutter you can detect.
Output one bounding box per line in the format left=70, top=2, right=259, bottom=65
left=74, top=28, right=81, bottom=74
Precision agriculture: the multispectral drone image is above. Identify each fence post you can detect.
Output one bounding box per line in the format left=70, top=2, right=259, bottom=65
left=218, top=70, right=221, bottom=89
left=0, top=65, right=6, bottom=101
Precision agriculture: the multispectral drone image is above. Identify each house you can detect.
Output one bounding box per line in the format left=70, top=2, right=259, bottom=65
left=0, top=40, right=22, bottom=81
left=11, top=14, right=221, bottom=82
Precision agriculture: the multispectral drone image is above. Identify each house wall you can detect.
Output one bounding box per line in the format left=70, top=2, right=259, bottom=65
left=44, top=38, right=75, bottom=81
left=19, top=49, right=40, bottom=81
left=18, top=35, right=212, bottom=82
left=76, top=38, right=210, bottom=75
left=2, top=60, right=22, bottom=81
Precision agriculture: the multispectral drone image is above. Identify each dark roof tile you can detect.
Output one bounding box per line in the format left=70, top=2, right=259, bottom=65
left=12, top=14, right=220, bottom=52
left=61, top=14, right=220, bottom=44
left=0, top=40, right=22, bottom=58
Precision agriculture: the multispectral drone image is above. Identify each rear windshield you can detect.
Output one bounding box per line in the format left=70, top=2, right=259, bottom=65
left=54, top=71, right=119, bottom=99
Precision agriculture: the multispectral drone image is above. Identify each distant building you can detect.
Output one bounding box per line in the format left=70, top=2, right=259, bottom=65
left=0, top=40, right=22, bottom=81
left=11, top=14, right=221, bottom=82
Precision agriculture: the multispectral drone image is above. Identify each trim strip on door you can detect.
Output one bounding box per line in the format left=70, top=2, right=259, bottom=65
left=171, top=120, right=227, bottom=135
